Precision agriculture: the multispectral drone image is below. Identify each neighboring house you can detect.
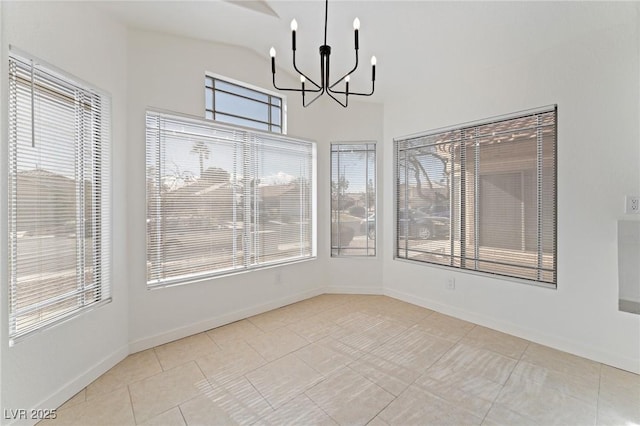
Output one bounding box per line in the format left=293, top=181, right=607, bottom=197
left=147, top=169, right=240, bottom=272
left=259, top=183, right=307, bottom=222
left=15, top=168, right=89, bottom=236
left=157, top=167, right=235, bottom=223
left=162, top=180, right=235, bottom=222
left=456, top=134, right=554, bottom=253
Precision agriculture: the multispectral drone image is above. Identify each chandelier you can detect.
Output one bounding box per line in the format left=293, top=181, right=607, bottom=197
left=269, top=0, right=376, bottom=108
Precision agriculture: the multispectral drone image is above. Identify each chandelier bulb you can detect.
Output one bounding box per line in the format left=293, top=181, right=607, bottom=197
left=353, top=17, right=360, bottom=30
left=345, top=76, right=350, bottom=83
left=371, top=56, right=377, bottom=66
left=291, top=19, right=298, bottom=32
left=270, top=47, right=276, bottom=58
left=300, top=75, right=306, bottom=83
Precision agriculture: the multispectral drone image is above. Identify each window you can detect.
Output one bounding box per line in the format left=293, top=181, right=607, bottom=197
left=331, top=143, right=376, bottom=256
left=146, top=110, right=315, bottom=287
left=8, top=50, right=111, bottom=343
left=205, top=75, right=284, bottom=133
left=394, top=106, right=557, bottom=286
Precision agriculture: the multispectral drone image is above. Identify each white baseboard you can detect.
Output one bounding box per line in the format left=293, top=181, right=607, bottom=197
left=6, top=344, right=129, bottom=426
left=323, top=285, right=384, bottom=295
left=128, top=287, right=325, bottom=353
left=384, top=287, right=640, bottom=375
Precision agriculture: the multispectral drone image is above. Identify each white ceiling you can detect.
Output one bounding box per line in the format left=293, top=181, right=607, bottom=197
left=96, top=0, right=636, bottom=104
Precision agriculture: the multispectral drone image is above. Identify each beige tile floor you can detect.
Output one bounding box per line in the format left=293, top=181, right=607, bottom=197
left=42, top=294, right=640, bottom=426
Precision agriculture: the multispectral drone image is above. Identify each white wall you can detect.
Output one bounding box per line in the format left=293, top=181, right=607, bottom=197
left=382, top=4, right=640, bottom=373
left=0, top=1, right=130, bottom=422
left=316, top=98, right=384, bottom=295
left=125, top=29, right=384, bottom=350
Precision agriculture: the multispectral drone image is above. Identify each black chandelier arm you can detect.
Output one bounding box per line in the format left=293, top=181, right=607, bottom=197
left=328, top=80, right=375, bottom=97
left=328, top=50, right=359, bottom=90
left=292, top=51, right=322, bottom=90
left=326, top=89, right=348, bottom=108
left=272, top=73, right=322, bottom=94
left=303, top=87, right=326, bottom=107
left=273, top=83, right=322, bottom=94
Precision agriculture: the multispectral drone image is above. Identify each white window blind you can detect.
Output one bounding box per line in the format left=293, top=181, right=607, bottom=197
left=331, top=143, right=376, bottom=256
left=395, top=106, right=557, bottom=286
left=8, top=50, right=111, bottom=343
left=146, top=110, right=315, bottom=287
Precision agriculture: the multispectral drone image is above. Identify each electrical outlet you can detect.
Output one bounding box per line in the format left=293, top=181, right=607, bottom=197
left=446, top=277, right=455, bottom=290
left=626, top=195, right=640, bottom=214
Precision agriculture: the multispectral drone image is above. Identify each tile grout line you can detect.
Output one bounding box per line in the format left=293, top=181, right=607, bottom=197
left=305, top=362, right=395, bottom=426
left=291, top=347, right=334, bottom=381
left=177, top=405, right=188, bottom=426
left=199, top=372, right=271, bottom=425
left=202, top=328, right=224, bottom=351
left=303, top=391, right=341, bottom=426
left=425, top=330, right=508, bottom=424
left=127, top=384, right=139, bottom=425
left=358, top=346, right=426, bottom=422
left=595, top=362, right=603, bottom=426
left=243, top=372, right=277, bottom=413
left=478, top=339, right=532, bottom=425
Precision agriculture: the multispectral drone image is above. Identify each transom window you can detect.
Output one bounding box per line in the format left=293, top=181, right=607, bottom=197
left=8, top=49, right=112, bottom=343
left=205, top=74, right=284, bottom=133
left=394, top=106, right=557, bottom=286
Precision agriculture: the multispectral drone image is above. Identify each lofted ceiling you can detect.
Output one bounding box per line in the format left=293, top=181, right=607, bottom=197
left=96, top=0, right=636, bottom=104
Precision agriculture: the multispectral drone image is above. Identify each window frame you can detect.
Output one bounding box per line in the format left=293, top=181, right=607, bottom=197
left=145, top=109, right=316, bottom=289
left=7, top=47, right=112, bottom=344
left=330, top=141, right=377, bottom=257
left=393, top=105, right=557, bottom=288
left=205, top=72, right=286, bottom=134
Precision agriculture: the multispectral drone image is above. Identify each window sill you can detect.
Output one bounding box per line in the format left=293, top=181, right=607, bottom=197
left=147, top=256, right=318, bottom=290
left=392, top=256, right=557, bottom=290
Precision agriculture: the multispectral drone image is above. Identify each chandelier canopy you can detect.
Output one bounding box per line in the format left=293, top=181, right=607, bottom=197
left=269, top=0, right=376, bottom=108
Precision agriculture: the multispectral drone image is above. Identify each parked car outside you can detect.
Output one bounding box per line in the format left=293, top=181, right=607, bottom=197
left=405, top=208, right=449, bottom=240
left=360, top=214, right=376, bottom=239
left=360, top=206, right=450, bottom=241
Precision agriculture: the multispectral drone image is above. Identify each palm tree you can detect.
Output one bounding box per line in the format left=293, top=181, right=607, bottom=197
left=190, top=141, right=210, bottom=176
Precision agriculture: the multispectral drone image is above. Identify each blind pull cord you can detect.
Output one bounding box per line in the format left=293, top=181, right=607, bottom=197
left=30, top=59, right=35, bottom=148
